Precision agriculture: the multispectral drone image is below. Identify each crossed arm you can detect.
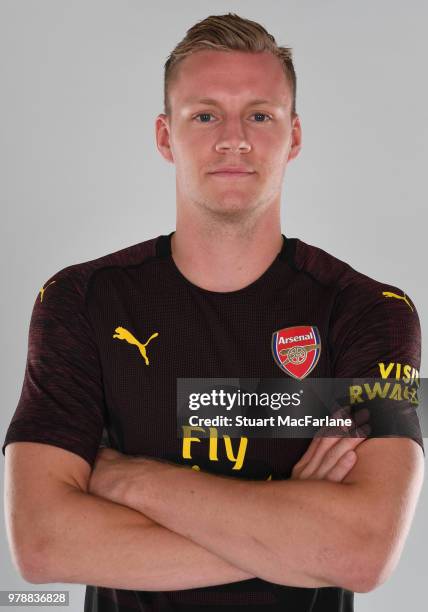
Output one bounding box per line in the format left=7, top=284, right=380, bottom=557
left=86, top=436, right=424, bottom=592
left=5, top=433, right=424, bottom=593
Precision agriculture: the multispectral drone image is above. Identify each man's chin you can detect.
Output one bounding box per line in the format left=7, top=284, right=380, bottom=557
left=201, top=198, right=262, bottom=221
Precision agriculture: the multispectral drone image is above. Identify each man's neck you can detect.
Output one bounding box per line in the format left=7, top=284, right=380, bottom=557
left=170, top=211, right=283, bottom=293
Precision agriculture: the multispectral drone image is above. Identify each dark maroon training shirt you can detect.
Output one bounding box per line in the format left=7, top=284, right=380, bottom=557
left=2, top=233, right=423, bottom=612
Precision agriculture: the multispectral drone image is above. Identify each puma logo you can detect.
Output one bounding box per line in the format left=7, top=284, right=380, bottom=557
left=113, top=326, right=159, bottom=366
left=382, top=291, right=413, bottom=312
left=39, top=280, right=56, bottom=302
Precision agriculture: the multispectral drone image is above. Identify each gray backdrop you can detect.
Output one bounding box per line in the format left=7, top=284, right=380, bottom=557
left=1, top=1, right=426, bottom=610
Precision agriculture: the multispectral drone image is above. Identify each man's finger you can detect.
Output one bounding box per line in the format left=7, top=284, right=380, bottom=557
left=296, top=436, right=343, bottom=478
left=291, top=410, right=370, bottom=480
left=324, top=450, right=357, bottom=483
left=307, top=436, right=367, bottom=480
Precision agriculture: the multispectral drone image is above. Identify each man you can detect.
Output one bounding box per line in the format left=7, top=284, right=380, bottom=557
left=2, top=12, right=424, bottom=612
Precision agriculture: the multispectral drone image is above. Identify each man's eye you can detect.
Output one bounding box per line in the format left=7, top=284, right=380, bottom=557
left=252, top=113, right=272, bottom=122
left=193, top=112, right=272, bottom=123
left=194, top=113, right=215, bottom=122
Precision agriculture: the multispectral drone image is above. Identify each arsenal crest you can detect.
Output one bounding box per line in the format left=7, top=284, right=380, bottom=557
left=272, top=325, right=321, bottom=379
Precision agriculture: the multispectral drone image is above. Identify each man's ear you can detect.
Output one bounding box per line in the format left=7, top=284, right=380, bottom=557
left=156, top=113, right=174, bottom=164
left=287, top=114, right=302, bottom=162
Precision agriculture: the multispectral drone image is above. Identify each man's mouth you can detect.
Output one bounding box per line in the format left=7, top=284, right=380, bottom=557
left=209, top=169, right=256, bottom=178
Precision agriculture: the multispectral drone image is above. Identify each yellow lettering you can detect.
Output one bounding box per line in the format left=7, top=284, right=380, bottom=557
left=349, top=385, right=364, bottom=404
left=389, top=383, right=402, bottom=401
left=402, top=364, right=411, bottom=384
left=410, top=388, right=419, bottom=405
left=182, top=426, right=204, bottom=459
left=403, top=385, right=419, bottom=405
left=223, top=435, right=248, bottom=470
left=364, top=382, right=390, bottom=400
left=182, top=427, right=249, bottom=471
left=378, top=362, right=395, bottom=379
left=412, top=368, right=420, bottom=386
left=208, top=427, right=219, bottom=461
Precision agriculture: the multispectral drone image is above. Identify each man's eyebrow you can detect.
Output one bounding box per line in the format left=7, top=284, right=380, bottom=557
left=183, top=97, right=283, bottom=107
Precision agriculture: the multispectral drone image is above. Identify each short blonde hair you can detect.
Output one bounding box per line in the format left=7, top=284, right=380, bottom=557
left=163, top=13, right=297, bottom=117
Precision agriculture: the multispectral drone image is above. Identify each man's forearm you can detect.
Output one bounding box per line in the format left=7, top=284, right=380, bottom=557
left=122, top=460, right=376, bottom=592
left=28, top=484, right=254, bottom=590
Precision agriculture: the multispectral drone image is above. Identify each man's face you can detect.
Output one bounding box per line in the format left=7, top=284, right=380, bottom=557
left=156, top=49, right=301, bottom=219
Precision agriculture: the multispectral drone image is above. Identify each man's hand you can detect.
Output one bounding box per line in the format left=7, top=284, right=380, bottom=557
left=89, top=405, right=371, bottom=504
left=291, top=406, right=370, bottom=483
left=88, top=448, right=176, bottom=506
left=88, top=447, right=139, bottom=503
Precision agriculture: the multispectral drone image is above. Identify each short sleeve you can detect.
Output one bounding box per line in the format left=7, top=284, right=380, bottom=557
left=330, top=284, right=424, bottom=454
left=2, top=269, right=106, bottom=468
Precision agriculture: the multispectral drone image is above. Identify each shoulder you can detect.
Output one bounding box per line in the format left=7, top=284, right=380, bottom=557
left=291, top=237, right=419, bottom=320
left=42, top=235, right=159, bottom=293
left=34, top=236, right=160, bottom=311
left=290, top=237, right=420, bottom=365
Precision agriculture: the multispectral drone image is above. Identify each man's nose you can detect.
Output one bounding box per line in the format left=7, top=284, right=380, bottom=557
left=215, top=119, right=251, bottom=153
